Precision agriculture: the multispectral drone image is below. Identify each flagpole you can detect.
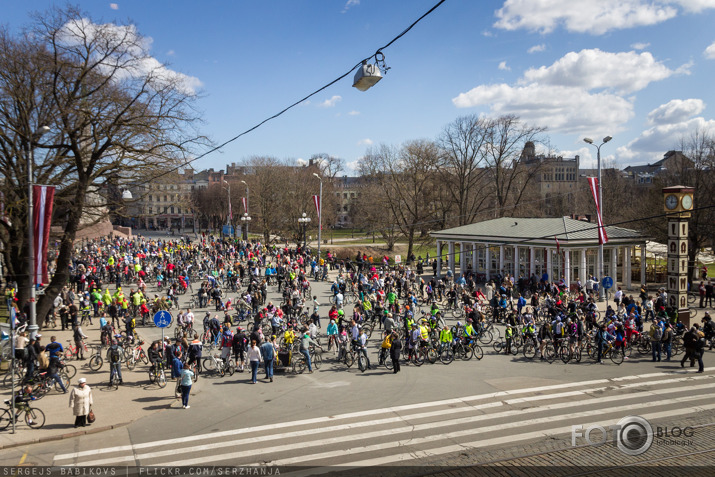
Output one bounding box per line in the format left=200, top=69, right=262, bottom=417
left=584, top=136, right=611, bottom=302
left=313, top=173, right=322, bottom=265
left=27, top=126, right=49, bottom=339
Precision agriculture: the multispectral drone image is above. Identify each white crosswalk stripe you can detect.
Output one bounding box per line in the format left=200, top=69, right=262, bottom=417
left=53, top=370, right=714, bottom=470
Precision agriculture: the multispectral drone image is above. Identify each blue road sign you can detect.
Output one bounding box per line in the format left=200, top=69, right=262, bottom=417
left=602, top=276, right=614, bottom=290
left=222, top=225, right=234, bottom=236
left=153, top=310, right=173, bottom=328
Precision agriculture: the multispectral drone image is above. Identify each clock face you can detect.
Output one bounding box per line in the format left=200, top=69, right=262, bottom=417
left=665, top=194, right=678, bottom=210
left=681, top=194, right=693, bottom=210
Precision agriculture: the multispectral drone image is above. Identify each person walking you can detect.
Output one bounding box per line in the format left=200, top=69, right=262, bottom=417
left=69, top=378, right=93, bottom=428
left=649, top=319, right=663, bottom=362
left=247, top=340, right=262, bottom=384
left=179, top=364, right=194, bottom=409
left=389, top=331, right=402, bottom=374
left=260, top=336, right=276, bottom=382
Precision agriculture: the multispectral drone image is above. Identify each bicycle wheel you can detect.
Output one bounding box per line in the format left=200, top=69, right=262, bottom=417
left=344, top=350, right=355, bottom=368
left=55, top=374, right=70, bottom=392
left=25, top=407, right=46, bottom=429
left=472, top=345, right=484, bottom=360
left=413, top=351, right=425, bottom=367
left=64, top=349, right=73, bottom=360
left=522, top=341, right=537, bottom=360
left=610, top=347, right=624, bottom=365
left=362, top=324, right=373, bottom=339
left=478, top=331, right=493, bottom=345
left=88, top=355, right=103, bottom=371
left=226, top=359, right=236, bottom=376
left=357, top=353, right=366, bottom=372
left=0, top=409, right=11, bottom=431
left=202, top=357, right=216, bottom=371
left=313, top=353, right=322, bottom=370
left=384, top=352, right=394, bottom=370
left=427, top=347, right=438, bottom=364
left=126, top=355, right=137, bottom=371
left=460, top=343, right=474, bottom=361
left=544, top=343, right=557, bottom=363
left=293, top=357, right=306, bottom=374
left=157, top=369, right=167, bottom=388
left=140, top=351, right=149, bottom=365
left=493, top=340, right=504, bottom=353
left=559, top=346, right=571, bottom=364
left=63, top=364, right=77, bottom=380
left=439, top=347, right=454, bottom=365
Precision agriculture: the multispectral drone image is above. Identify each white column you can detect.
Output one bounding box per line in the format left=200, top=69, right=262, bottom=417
left=485, top=244, right=491, bottom=280
left=564, top=249, right=571, bottom=286
left=580, top=249, right=587, bottom=284
left=625, top=246, right=632, bottom=289
left=436, top=240, right=442, bottom=276
left=529, top=246, right=535, bottom=276
left=459, top=242, right=466, bottom=276
left=499, top=245, right=505, bottom=277
left=514, top=245, right=519, bottom=278
left=640, top=243, right=646, bottom=286
left=448, top=241, right=456, bottom=275
left=472, top=243, right=478, bottom=274
left=611, top=247, right=618, bottom=281
left=546, top=248, right=553, bottom=282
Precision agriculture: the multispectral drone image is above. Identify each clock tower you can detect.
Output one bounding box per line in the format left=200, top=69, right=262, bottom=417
left=662, top=185, right=694, bottom=326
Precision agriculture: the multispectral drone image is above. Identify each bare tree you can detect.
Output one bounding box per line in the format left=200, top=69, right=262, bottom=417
left=0, top=7, right=205, bottom=323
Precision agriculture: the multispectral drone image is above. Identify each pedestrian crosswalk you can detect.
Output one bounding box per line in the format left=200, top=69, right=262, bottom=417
left=53, top=370, right=714, bottom=471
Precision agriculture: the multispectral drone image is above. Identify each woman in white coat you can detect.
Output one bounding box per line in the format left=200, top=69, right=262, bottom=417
left=69, top=377, right=93, bottom=428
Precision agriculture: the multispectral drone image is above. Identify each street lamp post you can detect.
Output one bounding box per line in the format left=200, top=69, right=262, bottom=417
left=298, top=212, right=311, bottom=249
left=27, top=125, right=50, bottom=339
left=240, top=213, right=251, bottom=241
left=222, top=180, right=232, bottom=238
left=313, top=173, right=322, bottom=261
left=583, top=135, right=612, bottom=302
left=240, top=180, right=249, bottom=240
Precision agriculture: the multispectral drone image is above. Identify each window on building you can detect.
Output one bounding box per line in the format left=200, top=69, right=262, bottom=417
left=170, top=206, right=174, bottom=214
left=148, top=207, right=153, bottom=214
left=351, top=193, right=356, bottom=198
left=343, top=193, right=348, bottom=199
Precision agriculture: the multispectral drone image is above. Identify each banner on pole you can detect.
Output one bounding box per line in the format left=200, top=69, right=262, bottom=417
left=587, top=177, right=609, bottom=245
left=313, top=195, right=321, bottom=230
left=33, top=185, right=55, bottom=285
left=242, top=197, right=248, bottom=215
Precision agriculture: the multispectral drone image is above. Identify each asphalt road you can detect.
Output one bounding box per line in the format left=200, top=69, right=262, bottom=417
left=2, top=263, right=714, bottom=472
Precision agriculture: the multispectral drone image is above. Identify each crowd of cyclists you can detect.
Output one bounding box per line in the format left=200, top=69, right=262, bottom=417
left=2, top=232, right=713, bottom=423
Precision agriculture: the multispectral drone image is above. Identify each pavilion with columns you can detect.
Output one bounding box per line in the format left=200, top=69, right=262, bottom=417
left=430, top=217, right=649, bottom=288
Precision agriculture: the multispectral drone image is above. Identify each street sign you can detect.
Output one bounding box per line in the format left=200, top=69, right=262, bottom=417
left=222, top=225, right=234, bottom=236
left=153, top=310, right=173, bottom=328
left=602, top=276, right=614, bottom=290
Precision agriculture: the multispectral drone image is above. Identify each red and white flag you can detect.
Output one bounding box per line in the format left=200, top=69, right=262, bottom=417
left=587, top=177, right=609, bottom=245
left=555, top=236, right=560, bottom=255
left=242, top=197, right=248, bottom=215
left=313, top=195, right=321, bottom=230
left=228, top=200, right=233, bottom=221
left=33, top=185, right=55, bottom=285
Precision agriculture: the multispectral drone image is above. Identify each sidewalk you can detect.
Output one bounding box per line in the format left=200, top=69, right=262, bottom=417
left=0, top=321, right=186, bottom=450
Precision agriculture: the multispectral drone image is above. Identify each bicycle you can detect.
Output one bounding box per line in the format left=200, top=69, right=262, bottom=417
left=64, top=340, right=90, bottom=360
left=201, top=354, right=235, bottom=377
left=88, top=346, right=104, bottom=371
left=125, top=341, right=149, bottom=371
left=0, top=399, right=46, bottom=430
left=109, top=361, right=122, bottom=389
left=148, top=362, right=167, bottom=388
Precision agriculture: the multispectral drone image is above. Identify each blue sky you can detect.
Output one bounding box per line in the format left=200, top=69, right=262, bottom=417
left=5, top=1, right=715, bottom=173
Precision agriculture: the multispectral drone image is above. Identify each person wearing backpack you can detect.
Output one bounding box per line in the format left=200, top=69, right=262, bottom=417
left=649, top=320, right=663, bottom=362
left=108, top=340, right=124, bottom=385
left=681, top=325, right=705, bottom=373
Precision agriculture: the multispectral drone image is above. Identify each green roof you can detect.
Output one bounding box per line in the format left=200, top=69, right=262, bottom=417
left=430, top=217, right=646, bottom=245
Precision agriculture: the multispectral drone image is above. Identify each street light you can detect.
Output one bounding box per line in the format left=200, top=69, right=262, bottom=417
left=27, top=125, right=50, bottom=339
left=240, top=180, right=249, bottom=240
left=240, top=212, right=251, bottom=241
left=121, top=189, right=133, bottom=200
left=313, top=173, right=323, bottom=261
left=298, top=212, right=311, bottom=249
left=583, top=135, right=612, bottom=301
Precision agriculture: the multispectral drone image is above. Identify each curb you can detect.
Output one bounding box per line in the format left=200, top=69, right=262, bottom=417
left=0, top=421, right=133, bottom=451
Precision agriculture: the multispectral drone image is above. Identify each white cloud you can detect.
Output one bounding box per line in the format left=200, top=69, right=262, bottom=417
left=617, top=116, right=715, bottom=164
left=59, top=18, right=202, bottom=95
left=646, top=99, right=705, bottom=125
left=357, top=138, right=373, bottom=146
left=498, top=61, right=510, bottom=71
left=453, top=83, right=634, bottom=134
left=348, top=110, right=360, bottom=116
left=631, top=42, right=650, bottom=50
left=527, top=44, right=545, bottom=54
left=110, top=3, right=119, bottom=10
left=705, top=40, right=715, bottom=58
left=494, top=0, right=684, bottom=35
left=342, top=0, right=359, bottom=13
left=167, top=49, right=175, bottom=56
left=522, top=49, right=677, bottom=94
left=319, top=95, right=342, bottom=108
left=296, top=158, right=307, bottom=166
left=345, top=160, right=360, bottom=172
left=482, top=30, right=495, bottom=37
